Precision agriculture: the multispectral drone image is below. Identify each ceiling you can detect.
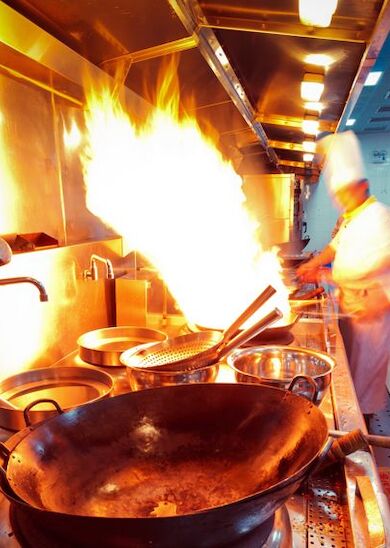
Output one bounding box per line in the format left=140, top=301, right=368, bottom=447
left=2, top=0, right=390, bottom=178
left=339, top=30, right=390, bottom=133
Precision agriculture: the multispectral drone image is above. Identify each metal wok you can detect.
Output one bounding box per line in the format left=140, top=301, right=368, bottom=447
left=0, top=383, right=331, bottom=547
left=189, top=311, right=300, bottom=343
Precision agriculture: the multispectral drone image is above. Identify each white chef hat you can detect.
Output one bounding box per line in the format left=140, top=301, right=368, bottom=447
left=318, top=130, right=366, bottom=193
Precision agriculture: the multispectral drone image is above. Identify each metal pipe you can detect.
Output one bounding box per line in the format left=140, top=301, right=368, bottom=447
left=84, top=254, right=114, bottom=280
left=0, top=277, right=48, bottom=301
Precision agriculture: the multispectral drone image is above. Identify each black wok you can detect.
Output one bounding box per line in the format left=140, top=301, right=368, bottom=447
left=189, top=311, right=300, bottom=344
left=0, top=383, right=330, bottom=547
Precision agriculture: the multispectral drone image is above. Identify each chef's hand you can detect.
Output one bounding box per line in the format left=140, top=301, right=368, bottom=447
left=296, top=261, right=320, bottom=283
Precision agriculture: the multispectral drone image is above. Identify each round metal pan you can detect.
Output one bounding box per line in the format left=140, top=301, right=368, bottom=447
left=189, top=311, right=300, bottom=343
left=78, top=326, right=167, bottom=367
left=0, top=366, right=113, bottom=431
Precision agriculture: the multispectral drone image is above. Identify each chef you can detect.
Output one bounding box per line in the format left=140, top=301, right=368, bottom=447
left=297, top=131, right=390, bottom=425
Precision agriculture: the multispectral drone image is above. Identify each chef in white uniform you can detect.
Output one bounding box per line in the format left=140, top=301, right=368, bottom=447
left=297, top=131, right=390, bottom=423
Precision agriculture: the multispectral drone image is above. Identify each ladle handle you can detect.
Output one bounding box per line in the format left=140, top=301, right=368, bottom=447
left=221, top=285, right=277, bottom=343
left=24, top=398, right=64, bottom=427
left=218, top=308, right=282, bottom=358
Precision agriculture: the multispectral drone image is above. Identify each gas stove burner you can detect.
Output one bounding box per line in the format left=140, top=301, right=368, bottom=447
left=9, top=503, right=291, bottom=548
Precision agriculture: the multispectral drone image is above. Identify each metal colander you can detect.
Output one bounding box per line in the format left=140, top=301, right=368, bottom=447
left=120, top=308, right=282, bottom=372
left=120, top=285, right=278, bottom=371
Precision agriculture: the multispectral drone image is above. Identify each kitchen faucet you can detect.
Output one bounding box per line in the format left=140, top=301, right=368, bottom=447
left=0, top=277, right=48, bottom=301
left=84, top=254, right=114, bottom=280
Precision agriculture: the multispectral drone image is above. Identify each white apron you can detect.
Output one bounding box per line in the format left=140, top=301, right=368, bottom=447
left=331, top=199, right=390, bottom=414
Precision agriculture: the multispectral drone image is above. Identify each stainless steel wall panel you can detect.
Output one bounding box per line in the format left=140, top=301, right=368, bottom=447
left=0, top=74, right=65, bottom=242
left=0, top=238, right=122, bottom=380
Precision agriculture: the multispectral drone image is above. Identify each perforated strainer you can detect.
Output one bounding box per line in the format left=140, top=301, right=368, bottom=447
left=120, top=286, right=282, bottom=372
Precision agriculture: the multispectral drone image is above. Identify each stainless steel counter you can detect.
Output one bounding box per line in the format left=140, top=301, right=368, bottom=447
left=0, top=304, right=388, bottom=546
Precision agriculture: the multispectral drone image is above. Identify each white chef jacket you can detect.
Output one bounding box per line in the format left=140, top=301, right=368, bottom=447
left=329, top=196, right=390, bottom=413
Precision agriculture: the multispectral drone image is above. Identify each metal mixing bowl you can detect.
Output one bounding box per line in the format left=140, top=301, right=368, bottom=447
left=121, top=343, right=219, bottom=391
left=227, top=346, right=334, bottom=405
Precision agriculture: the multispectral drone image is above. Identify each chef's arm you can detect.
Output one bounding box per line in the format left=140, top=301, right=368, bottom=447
left=296, top=245, right=336, bottom=282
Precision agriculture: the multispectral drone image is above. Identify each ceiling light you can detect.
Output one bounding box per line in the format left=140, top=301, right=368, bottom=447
left=304, top=101, right=323, bottom=112
left=301, top=73, right=325, bottom=102
left=302, top=120, right=319, bottom=135
left=304, top=54, right=334, bottom=67
left=364, top=71, right=383, bottom=86
left=299, top=0, right=338, bottom=28
left=303, top=153, right=314, bottom=162
left=302, top=139, right=317, bottom=153
left=346, top=119, right=356, bottom=127
left=302, top=112, right=320, bottom=135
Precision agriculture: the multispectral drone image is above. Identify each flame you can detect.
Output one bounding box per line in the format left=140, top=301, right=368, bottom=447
left=80, top=60, right=290, bottom=328
left=63, top=118, right=82, bottom=150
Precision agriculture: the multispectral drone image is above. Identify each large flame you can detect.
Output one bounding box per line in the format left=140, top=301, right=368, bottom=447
left=80, top=60, right=290, bottom=328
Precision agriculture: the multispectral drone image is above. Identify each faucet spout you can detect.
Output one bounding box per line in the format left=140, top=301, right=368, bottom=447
left=0, top=277, right=48, bottom=301
left=84, top=254, right=114, bottom=280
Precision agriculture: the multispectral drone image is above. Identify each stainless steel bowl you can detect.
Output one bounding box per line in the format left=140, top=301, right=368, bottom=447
left=121, top=344, right=218, bottom=391
left=227, top=346, right=334, bottom=405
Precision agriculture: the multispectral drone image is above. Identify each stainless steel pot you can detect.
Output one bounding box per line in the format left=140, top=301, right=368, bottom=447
left=227, top=345, right=334, bottom=405
left=0, top=366, right=113, bottom=430
left=77, top=326, right=167, bottom=367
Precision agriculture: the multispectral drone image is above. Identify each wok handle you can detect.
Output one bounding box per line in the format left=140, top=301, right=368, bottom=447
left=287, top=375, right=318, bottom=404
left=221, top=285, right=277, bottom=343
left=329, top=429, right=390, bottom=449
left=23, top=398, right=64, bottom=427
